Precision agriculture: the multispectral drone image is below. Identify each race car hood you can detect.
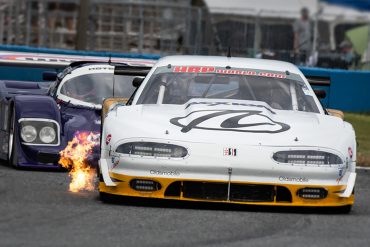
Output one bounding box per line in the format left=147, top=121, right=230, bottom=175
left=107, top=99, right=352, bottom=153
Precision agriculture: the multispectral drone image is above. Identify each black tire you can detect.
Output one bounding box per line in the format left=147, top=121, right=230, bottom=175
left=8, top=108, right=18, bottom=168
left=333, top=205, right=352, bottom=214
left=9, top=126, right=19, bottom=169
left=6, top=107, right=14, bottom=163
left=98, top=168, right=114, bottom=203
left=99, top=192, right=117, bottom=203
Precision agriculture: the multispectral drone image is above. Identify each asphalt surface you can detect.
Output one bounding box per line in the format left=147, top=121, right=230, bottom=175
left=0, top=162, right=370, bottom=247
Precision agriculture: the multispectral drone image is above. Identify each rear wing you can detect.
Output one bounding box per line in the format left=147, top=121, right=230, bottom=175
left=114, top=65, right=151, bottom=76
left=0, top=80, right=50, bottom=98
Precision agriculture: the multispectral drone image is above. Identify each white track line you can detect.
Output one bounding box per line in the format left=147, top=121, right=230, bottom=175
left=356, top=166, right=370, bottom=170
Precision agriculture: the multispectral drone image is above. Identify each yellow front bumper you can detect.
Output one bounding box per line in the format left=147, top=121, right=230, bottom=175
left=99, top=172, right=354, bottom=207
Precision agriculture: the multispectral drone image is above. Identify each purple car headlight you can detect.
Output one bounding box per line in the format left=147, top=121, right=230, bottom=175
left=39, top=126, right=57, bottom=144
left=21, top=125, right=37, bottom=143
left=19, top=119, right=60, bottom=145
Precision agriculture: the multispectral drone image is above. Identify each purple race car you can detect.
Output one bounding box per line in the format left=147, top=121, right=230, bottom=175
left=0, top=60, right=153, bottom=169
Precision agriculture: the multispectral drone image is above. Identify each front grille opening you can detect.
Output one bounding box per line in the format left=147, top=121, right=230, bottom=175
left=130, top=179, right=162, bottom=192
left=276, top=186, right=292, bottom=202
left=163, top=182, right=294, bottom=203
left=230, top=184, right=274, bottom=202
left=181, top=182, right=276, bottom=202
left=183, top=182, right=228, bottom=201
left=297, top=187, right=328, bottom=199
left=164, top=181, right=181, bottom=197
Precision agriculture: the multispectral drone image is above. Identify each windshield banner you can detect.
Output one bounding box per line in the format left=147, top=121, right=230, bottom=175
left=173, top=66, right=287, bottom=79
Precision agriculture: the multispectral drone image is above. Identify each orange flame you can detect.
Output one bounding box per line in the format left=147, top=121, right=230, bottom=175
left=59, top=131, right=100, bottom=192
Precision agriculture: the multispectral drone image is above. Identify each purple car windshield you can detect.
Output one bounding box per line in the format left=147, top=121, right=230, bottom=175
left=59, top=73, right=136, bottom=105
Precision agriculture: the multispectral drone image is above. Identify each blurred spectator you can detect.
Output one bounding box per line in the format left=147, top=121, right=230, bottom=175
left=60, top=3, right=77, bottom=46
left=339, top=40, right=359, bottom=69
left=316, top=40, right=360, bottom=69
left=47, top=2, right=58, bottom=30
left=293, top=7, right=313, bottom=65
left=59, top=3, right=77, bottom=32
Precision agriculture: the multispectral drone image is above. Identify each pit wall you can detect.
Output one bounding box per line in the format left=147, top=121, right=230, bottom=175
left=300, top=67, right=370, bottom=112
left=0, top=45, right=369, bottom=112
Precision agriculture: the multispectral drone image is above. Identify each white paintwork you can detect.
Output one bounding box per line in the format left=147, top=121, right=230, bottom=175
left=99, top=159, right=117, bottom=187
left=99, top=56, right=357, bottom=197
left=340, top=172, right=356, bottom=197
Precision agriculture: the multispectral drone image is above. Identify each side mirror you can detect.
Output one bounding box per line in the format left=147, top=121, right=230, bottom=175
left=132, top=77, right=144, bottom=88
left=314, top=89, right=326, bottom=99
left=42, top=71, right=57, bottom=81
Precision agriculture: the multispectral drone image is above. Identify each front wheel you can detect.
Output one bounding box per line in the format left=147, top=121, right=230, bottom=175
left=99, top=192, right=117, bottom=203
left=8, top=108, right=18, bottom=168
left=332, top=205, right=352, bottom=214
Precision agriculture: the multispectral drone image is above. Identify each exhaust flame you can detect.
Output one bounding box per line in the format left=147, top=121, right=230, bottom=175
left=59, top=131, right=100, bottom=192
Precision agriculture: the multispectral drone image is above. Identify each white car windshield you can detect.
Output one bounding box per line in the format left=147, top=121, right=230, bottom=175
left=59, top=73, right=136, bottom=105
left=137, top=66, right=320, bottom=113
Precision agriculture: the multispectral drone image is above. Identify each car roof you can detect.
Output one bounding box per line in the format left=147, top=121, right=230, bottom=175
left=155, top=55, right=301, bottom=75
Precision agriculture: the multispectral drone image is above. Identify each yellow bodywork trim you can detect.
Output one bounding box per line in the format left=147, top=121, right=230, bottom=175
left=100, top=172, right=354, bottom=207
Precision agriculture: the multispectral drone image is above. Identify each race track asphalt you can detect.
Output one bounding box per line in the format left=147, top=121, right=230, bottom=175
left=0, top=162, right=369, bottom=247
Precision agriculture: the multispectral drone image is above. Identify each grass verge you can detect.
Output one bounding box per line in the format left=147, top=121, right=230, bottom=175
left=345, top=113, right=370, bottom=166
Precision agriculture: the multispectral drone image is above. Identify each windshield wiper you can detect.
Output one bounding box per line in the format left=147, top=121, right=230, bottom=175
left=201, top=75, right=217, bottom=98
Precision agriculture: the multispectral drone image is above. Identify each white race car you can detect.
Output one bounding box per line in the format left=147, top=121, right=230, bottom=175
left=99, top=56, right=356, bottom=212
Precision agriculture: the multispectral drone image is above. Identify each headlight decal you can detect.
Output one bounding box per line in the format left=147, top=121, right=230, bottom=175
left=273, top=150, right=343, bottom=165
left=116, top=142, right=188, bottom=158
left=18, top=118, right=60, bottom=146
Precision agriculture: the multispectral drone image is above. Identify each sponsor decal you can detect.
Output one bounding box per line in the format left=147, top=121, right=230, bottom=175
left=336, top=173, right=344, bottom=184
left=224, top=148, right=237, bottom=156
left=348, top=147, right=353, bottom=159
left=302, top=87, right=312, bottom=96
left=173, top=66, right=287, bottom=79
left=105, top=134, right=112, bottom=145
left=170, top=109, right=290, bottom=133
left=88, top=67, right=113, bottom=71
left=279, top=176, right=309, bottom=183
left=337, top=158, right=349, bottom=184
left=150, top=170, right=180, bottom=176
left=86, top=132, right=100, bottom=143
left=111, top=155, right=120, bottom=168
